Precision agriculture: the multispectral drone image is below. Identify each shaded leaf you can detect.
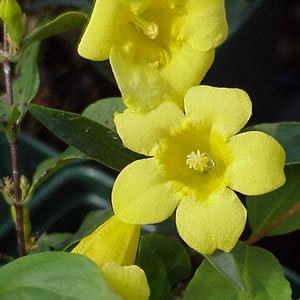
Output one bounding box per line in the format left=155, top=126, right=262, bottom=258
left=23, top=11, right=87, bottom=48
left=83, top=98, right=126, bottom=131
left=13, top=41, right=40, bottom=122
left=58, top=207, right=113, bottom=251
left=28, top=104, right=143, bottom=171
left=204, top=250, right=245, bottom=292
left=0, top=252, right=121, bottom=300
left=28, top=0, right=91, bottom=12
left=138, top=233, right=192, bottom=300
left=184, top=242, right=291, bottom=300
left=31, top=233, right=73, bottom=253
left=244, top=122, right=300, bottom=165
left=247, top=163, right=300, bottom=237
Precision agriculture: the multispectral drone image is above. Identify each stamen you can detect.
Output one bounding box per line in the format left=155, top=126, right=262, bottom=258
left=186, top=150, right=215, bottom=173
left=132, top=17, right=159, bottom=39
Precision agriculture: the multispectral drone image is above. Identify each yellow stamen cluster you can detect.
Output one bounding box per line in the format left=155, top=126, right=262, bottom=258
left=186, top=150, right=211, bottom=172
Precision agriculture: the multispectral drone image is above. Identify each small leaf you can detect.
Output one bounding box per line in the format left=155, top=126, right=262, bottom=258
left=58, top=207, right=113, bottom=251
left=0, top=0, right=25, bottom=47
left=83, top=98, right=126, bottom=131
left=244, top=122, right=300, bottom=165
left=28, top=104, right=143, bottom=171
left=0, top=252, right=121, bottom=300
left=247, top=163, right=300, bottom=237
left=184, top=242, right=291, bottom=300
left=138, top=233, right=192, bottom=300
left=13, top=41, right=40, bottom=122
left=204, top=250, right=246, bottom=292
left=22, top=11, right=88, bottom=48
left=0, top=103, right=20, bottom=130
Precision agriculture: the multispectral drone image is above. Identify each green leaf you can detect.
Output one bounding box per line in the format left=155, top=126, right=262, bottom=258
left=28, top=104, right=143, bottom=171
left=244, top=122, right=300, bottom=165
left=0, top=252, right=121, bottom=300
left=138, top=233, right=192, bottom=300
left=247, top=163, right=300, bottom=237
left=58, top=207, right=113, bottom=251
left=0, top=0, right=25, bottom=47
left=0, top=103, right=20, bottom=131
left=25, top=145, right=90, bottom=203
left=31, top=232, right=73, bottom=253
left=13, top=41, right=40, bottom=122
left=184, top=242, right=291, bottom=300
left=83, top=97, right=126, bottom=131
left=22, top=11, right=88, bottom=48
left=204, top=250, right=246, bottom=292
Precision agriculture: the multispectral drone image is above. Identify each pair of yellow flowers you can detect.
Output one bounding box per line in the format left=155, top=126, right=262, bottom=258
left=72, top=0, right=286, bottom=299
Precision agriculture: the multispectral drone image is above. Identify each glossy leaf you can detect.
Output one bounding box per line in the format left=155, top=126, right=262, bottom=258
left=13, top=41, right=40, bottom=122
left=22, top=11, right=88, bottom=48
left=83, top=98, right=126, bottom=131
left=0, top=252, right=121, bottom=300
left=138, top=233, right=192, bottom=300
left=247, top=163, right=300, bottom=237
left=28, top=104, right=143, bottom=171
left=204, top=250, right=245, bottom=292
left=244, top=122, right=300, bottom=165
left=184, top=242, right=291, bottom=300
left=58, top=208, right=113, bottom=251
left=25, top=145, right=90, bottom=203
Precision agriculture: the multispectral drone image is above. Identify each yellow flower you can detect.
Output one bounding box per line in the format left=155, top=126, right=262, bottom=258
left=112, top=86, right=286, bottom=255
left=72, top=215, right=150, bottom=300
left=78, top=0, right=228, bottom=111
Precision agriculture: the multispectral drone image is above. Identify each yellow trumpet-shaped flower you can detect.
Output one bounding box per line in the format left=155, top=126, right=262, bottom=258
left=112, top=86, right=286, bottom=255
left=72, top=215, right=150, bottom=300
left=78, top=0, right=228, bottom=111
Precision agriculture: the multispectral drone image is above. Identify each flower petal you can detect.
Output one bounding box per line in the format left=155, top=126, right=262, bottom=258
left=110, top=44, right=214, bottom=111
left=78, top=0, right=135, bottom=60
left=176, top=188, right=246, bottom=255
left=181, top=0, right=228, bottom=51
left=184, top=86, right=252, bottom=138
left=112, top=158, right=181, bottom=224
left=226, top=131, right=286, bottom=195
left=115, top=101, right=184, bottom=156
left=161, top=45, right=214, bottom=108
left=110, top=44, right=168, bottom=111
left=102, top=263, right=150, bottom=300
left=71, top=216, right=141, bottom=267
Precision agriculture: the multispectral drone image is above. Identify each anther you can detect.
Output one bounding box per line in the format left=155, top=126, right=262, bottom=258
left=132, top=17, right=159, bottom=39
left=186, top=150, right=215, bottom=173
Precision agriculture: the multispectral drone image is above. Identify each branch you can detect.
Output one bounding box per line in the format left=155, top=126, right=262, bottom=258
left=2, top=24, right=26, bottom=257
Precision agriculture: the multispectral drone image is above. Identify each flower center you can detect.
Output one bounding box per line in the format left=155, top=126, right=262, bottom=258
left=186, top=150, right=215, bottom=173
left=131, top=17, right=159, bottom=40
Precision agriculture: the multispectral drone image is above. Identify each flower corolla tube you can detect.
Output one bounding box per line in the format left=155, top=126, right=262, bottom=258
left=112, top=86, right=286, bottom=255
left=72, top=215, right=150, bottom=300
left=78, top=0, right=228, bottom=111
